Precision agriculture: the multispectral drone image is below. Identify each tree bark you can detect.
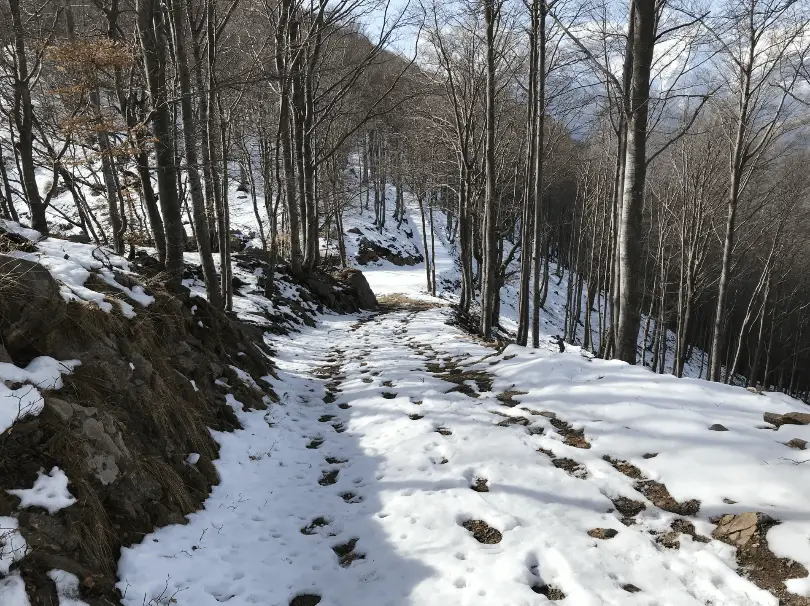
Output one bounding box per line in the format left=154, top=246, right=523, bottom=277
left=616, top=0, right=655, bottom=364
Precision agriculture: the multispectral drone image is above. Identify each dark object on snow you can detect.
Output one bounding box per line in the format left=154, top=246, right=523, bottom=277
left=786, top=438, right=807, bottom=450
left=588, top=528, right=619, bottom=540
left=532, top=584, right=566, bottom=600
left=347, top=227, right=363, bottom=235
left=763, top=411, right=810, bottom=428
left=709, top=424, right=729, bottom=431
left=356, top=236, right=423, bottom=266
left=336, top=268, right=377, bottom=310
left=462, top=519, right=502, bottom=544
left=555, top=336, right=565, bottom=353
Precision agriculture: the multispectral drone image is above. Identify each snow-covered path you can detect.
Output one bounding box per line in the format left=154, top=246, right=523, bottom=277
left=117, top=302, right=810, bottom=606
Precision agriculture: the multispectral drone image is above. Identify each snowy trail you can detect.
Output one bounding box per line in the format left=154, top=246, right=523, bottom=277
left=117, top=302, right=807, bottom=606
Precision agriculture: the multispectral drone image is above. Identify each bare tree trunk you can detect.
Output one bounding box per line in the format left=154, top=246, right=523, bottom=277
left=616, top=0, right=654, bottom=364
left=138, top=0, right=186, bottom=284
left=9, top=0, right=48, bottom=233
left=479, top=0, right=499, bottom=338
left=171, top=0, right=221, bottom=306
left=419, top=193, right=432, bottom=293
left=530, top=3, right=547, bottom=348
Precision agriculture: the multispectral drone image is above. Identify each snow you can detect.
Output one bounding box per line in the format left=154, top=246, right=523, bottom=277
left=0, top=517, right=29, bottom=605
left=8, top=467, right=77, bottom=514
left=116, top=291, right=810, bottom=606
left=2, top=221, right=154, bottom=317
left=0, top=574, right=29, bottom=606
left=0, top=517, right=27, bottom=576
left=0, top=357, right=80, bottom=435
left=111, top=188, right=810, bottom=606
left=48, top=570, right=89, bottom=606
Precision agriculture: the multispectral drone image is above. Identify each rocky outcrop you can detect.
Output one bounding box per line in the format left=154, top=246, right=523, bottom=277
left=0, top=256, right=277, bottom=604
left=356, top=237, right=423, bottom=266
left=0, top=255, right=66, bottom=360
left=336, top=269, right=377, bottom=309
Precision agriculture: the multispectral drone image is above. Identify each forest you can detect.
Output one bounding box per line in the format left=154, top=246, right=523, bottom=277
left=2, top=0, right=810, bottom=400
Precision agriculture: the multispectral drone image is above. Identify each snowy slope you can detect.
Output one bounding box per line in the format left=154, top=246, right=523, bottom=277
left=115, top=302, right=810, bottom=606
left=338, top=196, right=732, bottom=383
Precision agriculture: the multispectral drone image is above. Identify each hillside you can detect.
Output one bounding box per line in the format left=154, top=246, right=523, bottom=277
left=1, top=151, right=809, bottom=606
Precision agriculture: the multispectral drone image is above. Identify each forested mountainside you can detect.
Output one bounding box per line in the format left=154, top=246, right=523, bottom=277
left=2, top=0, right=810, bottom=396
left=1, top=0, right=810, bottom=602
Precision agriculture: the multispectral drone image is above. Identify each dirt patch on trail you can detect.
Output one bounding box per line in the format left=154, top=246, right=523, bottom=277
left=461, top=519, right=502, bottom=544
left=712, top=512, right=810, bottom=606
left=471, top=478, right=489, bottom=492
left=496, top=389, right=528, bottom=407
left=549, top=418, right=591, bottom=449
left=424, top=358, right=494, bottom=399
left=493, top=411, right=531, bottom=427
left=637, top=480, right=700, bottom=516
left=332, top=538, right=365, bottom=567
left=377, top=294, right=442, bottom=312
left=532, top=584, right=566, bottom=600
left=609, top=496, right=646, bottom=524
left=290, top=594, right=322, bottom=606
left=653, top=518, right=710, bottom=549
left=603, top=456, right=700, bottom=516
left=603, top=455, right=644, bottom=478
left=538, top=448, right=588, bottom=479
left=318, top=469, right=339, bottom=486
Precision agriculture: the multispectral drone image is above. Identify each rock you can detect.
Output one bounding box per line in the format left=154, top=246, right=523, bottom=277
left=87, top=453, right=120, bottom=486
left=786, top=438, right=807, bottom=450
left=709, top=424, right=729, bottom=431
left=337, top=269, right=377, bottom=310
left=356, top=237, right=423, bottom=266
left=764, top=411, right=810, bottom=428
left=763, top=412, right=783, bottom=426
left=588, top=528, right=619, bottom=540
left=0, top=343, right=12, bottom=363
left=0, top=254, right=65, bottom=355
left=129, top=352, right=153, bottom=383
left=347, top=227, right=363, bottom=235
left=711, top=512, right=777, bottom=548
left=44, top=397, right=74, bottom=423
left=782, top=412, right=810, bottom=426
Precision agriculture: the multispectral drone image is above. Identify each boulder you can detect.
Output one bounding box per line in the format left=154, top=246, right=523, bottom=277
left=763, top=412, right=783, bottom=426
left=709, top=424, right=729, bottom=431
left=0, top=254, right=65, bottom=357
left=763, top=411, right=810, bottom=428
left=786, top=438, right=808, bottom=450
left=711, top=512, right=776, bottom=548
left=337, top=269, right=377, bottom=310
left=782, top=412, right=810, bottom=426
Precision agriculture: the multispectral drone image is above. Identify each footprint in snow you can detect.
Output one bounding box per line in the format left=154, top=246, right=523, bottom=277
left=319, top=469, right=339, bottom=486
